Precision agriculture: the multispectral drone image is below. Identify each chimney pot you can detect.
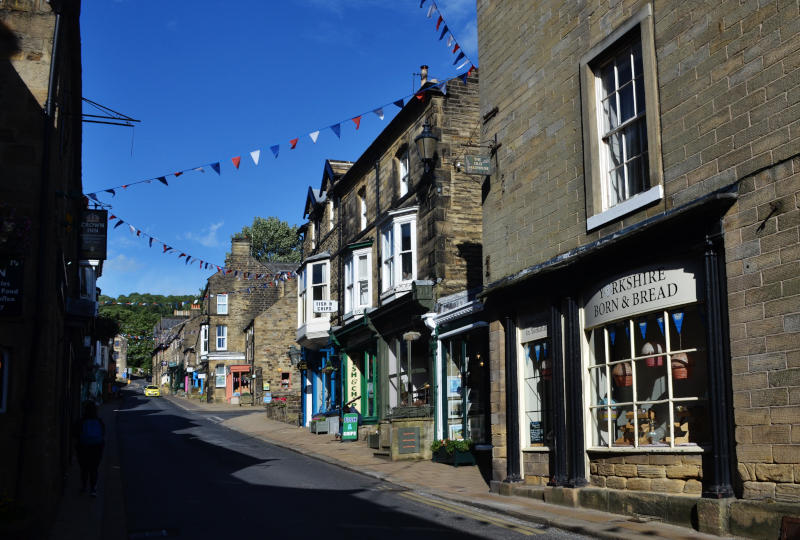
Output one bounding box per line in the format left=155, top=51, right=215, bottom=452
left=420, top=65, right=428, bottom=87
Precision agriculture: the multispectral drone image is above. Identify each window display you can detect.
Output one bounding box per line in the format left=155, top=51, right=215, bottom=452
left=587, top=304, right=710, bottom=448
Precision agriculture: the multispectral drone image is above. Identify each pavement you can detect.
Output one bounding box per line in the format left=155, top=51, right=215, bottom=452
left=45, top=390, right=733, bottom=540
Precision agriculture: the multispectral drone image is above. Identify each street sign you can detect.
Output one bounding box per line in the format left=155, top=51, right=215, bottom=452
left=313, top=300, right=338, bottom=313
left=464, top=155, right=492, bottom=175
left=342, top=413, right=358, bottom=441
left=263, top=392, right=272, bottom=403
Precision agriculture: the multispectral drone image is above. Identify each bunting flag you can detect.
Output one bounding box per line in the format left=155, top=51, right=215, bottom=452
left=113, top=220, right=124, bottom=229
left=534, top=343, right=541, bottom=361
left=416, top=1, right=477, bottom=76
left=436, top=15, right=443, bottom=30
left=671, top=312, right=684, bottom=335
left=427, top=4, right=435, bottom=18
left=149, top=237, right=154, bottom=247
left=447, top=35, right=454, bottom=47
left=609, top=328, right=616, bottom=345
left=453, top=51, right=465, bottom=65
left=656, top=317, right=664, bottom=335
left=419, top=0, right=426, bottom=7
left=638, top=321, right=647, bottom=339
left=452, top=43, right=460, bottom=53
left=83, top=69, right=474, bottom=201
left=439, top=25, right=448, bottom=40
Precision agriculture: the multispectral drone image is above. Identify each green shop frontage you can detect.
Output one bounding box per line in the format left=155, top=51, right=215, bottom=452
left=333, top=281, right=437, bottom=460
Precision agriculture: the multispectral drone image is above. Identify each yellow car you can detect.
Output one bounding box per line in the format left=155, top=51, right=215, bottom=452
left=144, top=385, right=160, bottom=397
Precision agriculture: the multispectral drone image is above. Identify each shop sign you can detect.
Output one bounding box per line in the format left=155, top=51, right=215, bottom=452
left=347, top=358, right=361, bottom=405
left=263, top=392, right=272, bottom=403
left=342, top=413, right=359, bottom=441
left=464, top=155, right=492, bottom=175
left=161, top=361, right=167, bottom=366
left=584, top=263, right=700, bottom=328
left=0, top=256, right=23, bottom=317
left=197, top=373, right=206, bottom=379
left=313, top=300, right=338, bottom=313
left=397, top=426, right=420, bottom=454
left=79, top=209, right=108, bottom=260
left=518, top=315, right=547, bottom=344
left=530, top=421, right=543, bottom=445
left=297, top=361, right=308, bottom=370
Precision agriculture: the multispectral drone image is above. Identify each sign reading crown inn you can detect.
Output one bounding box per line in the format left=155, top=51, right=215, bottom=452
left=584, top=263, right=701, bottom=328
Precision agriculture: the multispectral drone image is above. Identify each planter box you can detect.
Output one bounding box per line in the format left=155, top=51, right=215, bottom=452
left=432, top=448, right=476, bottom=467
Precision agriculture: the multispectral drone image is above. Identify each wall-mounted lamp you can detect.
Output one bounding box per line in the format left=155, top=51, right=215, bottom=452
left=288, top=345, right=302, bottom=366
left=414, top=121, right=439, bottom=174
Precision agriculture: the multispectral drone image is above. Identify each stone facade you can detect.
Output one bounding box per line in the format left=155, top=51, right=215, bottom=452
left=0, top=1, right=89, bottom=536
left=477, top=0, right=799, bottom=535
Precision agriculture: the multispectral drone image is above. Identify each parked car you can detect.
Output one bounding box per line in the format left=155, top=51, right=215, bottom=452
left=144, top=385, right=160, bottom=397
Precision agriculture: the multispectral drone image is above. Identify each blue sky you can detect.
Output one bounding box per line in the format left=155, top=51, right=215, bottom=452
left=82, top=0, right=478, bottom=298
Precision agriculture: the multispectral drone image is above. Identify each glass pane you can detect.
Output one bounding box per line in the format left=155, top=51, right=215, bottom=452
left=359, top=281, right=369, bottom=306
left=607, top=166, right=625, bottom=206
left=401, top=223, right=411, bottom=251
left=601, top=96, right=618, bottom=132
left=357, top=255, right=368, bottom=279
left=401, top=252, right=412, bottom=280
left=617, top=50, right=632, bottom=85
left=626, top=156, right=644, bottom=196
left=613, top=407, right=634, bottom=447
left=634, top=76, right=645, bottom=114
left=668, top=305, right=704, bottom=352
left=608, top=132, right=623, bottom=167
left=589, top=328, right=606, bottom=366
left=591, top=404, right=612, bottom=447
left=609, top=322, right=631, bottom=362
left=672, top=402, right=710, bottom=446
left=624, top=123, right=642, bottom=158
left=313, top=284, right=325, bottom=301
left=673, top=348, right=708, bottom=400
left=312, top=263, right=326, bottom=284
left=619, top=82, right=635, bottom=123
left=600, top=62, right=616, bottom=98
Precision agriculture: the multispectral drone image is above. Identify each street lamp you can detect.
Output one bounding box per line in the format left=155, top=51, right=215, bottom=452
left=414, top=121, right=439, bottom=173
left=288, top=345, right=302, bottom=366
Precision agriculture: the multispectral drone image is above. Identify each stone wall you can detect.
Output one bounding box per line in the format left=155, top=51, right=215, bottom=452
left=523, top=451, right=550, bottom=486
left=588, top=453, right=703, bottom=495
left=253, top=279, right=301, bottom=397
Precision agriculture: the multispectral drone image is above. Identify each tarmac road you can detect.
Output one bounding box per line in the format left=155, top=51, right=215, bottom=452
left=116, top=390, right=588, bottom=539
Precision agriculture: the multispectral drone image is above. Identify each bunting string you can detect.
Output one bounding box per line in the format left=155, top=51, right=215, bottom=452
left=84, top=69, right=475, bottom=202
left=419, top=0, right=477, bottom=71
left=105, top=211, right=297, bottom=284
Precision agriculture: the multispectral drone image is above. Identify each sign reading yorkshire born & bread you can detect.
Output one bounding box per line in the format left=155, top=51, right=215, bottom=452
left=584, top=263, right=700, bottom=328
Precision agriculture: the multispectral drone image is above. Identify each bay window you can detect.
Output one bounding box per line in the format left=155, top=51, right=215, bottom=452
left=201, top=324, right=209, bottom=355
left=345, top=248, right=371, bottom=316
left=298, top=259, right=330, bottom=325
left=381, top=211, right=417, bottom=295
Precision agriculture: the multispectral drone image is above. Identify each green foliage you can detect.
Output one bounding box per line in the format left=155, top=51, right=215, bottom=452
left=98, top=293, right=196, bottom=371
left=234, top=216, right=301, bottom=263
left=430, top=439, right=474, bottom=455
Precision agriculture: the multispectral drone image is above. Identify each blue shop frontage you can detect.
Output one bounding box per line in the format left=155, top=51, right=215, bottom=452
left=298, top=344, right=341, bottom=428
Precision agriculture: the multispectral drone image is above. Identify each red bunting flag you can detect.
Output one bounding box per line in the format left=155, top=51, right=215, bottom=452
left=122, top=184, right=129, bottom=189
left=436, top=15, right=443, bottom=30
left=178, top=253, right=186, bottom=258
left=231, top=156, right=241, bottom=169
left=352, top=116, right=361, bottom=130
left=452, top=43, right=460, bottom=53
left=290, top=138, right=298, bottom=149
left=415, top=92, right=425, bottom=101
left=109, top=214, right=116, bottom=221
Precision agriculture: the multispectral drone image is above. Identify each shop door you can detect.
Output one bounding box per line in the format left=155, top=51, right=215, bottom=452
left=361, top=350, right=378, bottom=422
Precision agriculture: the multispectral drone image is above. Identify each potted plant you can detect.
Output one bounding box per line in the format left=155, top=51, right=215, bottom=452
left=430, top=439, right=476, bottom=466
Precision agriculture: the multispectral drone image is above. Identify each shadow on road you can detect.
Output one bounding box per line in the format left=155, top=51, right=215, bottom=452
left=116, top=391, right=494, bottom=539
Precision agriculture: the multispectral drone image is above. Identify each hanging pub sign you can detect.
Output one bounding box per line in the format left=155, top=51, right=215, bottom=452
left=584, top=262, right=701, bottom=328
left=79, top=209, right=108, bottom=260
left=313, top=300, right=338, bottom=313
left=464, top=155, right=492, bottom=175
left=0, top=256, right=23, bottom=317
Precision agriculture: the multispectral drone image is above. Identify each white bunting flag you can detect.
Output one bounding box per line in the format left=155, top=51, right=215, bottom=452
left=250, top=150, right=261, bottom=165
left=309, top=131, right=320, bottom=143
left=427, top=5, right=435, bottom=18
left=447, top=35, right=454, bottom=47
left=456, top=59, right=470, bottom=70
left=373, top=108, right=384, bottom=120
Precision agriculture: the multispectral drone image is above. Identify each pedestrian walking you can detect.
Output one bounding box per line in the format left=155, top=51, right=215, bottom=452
left=74, top=400, right=105, bottom=497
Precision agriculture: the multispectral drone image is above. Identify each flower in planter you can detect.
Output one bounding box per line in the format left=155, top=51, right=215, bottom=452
left=430, top=438, right=474, bottom=455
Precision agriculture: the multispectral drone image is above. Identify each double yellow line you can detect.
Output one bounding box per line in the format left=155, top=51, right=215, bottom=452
left=398, top=491, right=543, bottom=536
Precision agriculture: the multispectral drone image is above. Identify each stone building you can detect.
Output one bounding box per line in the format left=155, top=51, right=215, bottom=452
left=295, top=68, right=484, bottom=451
left=0, top=1, right=94, bottom=536
left=201, top=237, right=295, bottom=403
left=477, top=0, right=799, bottom=536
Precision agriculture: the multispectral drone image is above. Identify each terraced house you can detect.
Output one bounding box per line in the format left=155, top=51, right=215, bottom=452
left=295, top=68, right=484, bottom=457
left=477, top=1, right=799, bottom=536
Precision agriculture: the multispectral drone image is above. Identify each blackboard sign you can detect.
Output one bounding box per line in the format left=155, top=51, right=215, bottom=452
left=342, top=413, right=359, bottom=441
left=529, top=421, right=543, bottom=445
left=397, top=426, right=420, bottom=454
left=0, top=256, right=24, bottom=317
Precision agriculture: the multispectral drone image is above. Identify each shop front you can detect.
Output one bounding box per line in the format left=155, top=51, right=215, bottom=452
left=225, top=365, right=251, bottom=403
left=333, top=315, right=379, bottom=424
left=486, top=195, right=737, bottom=506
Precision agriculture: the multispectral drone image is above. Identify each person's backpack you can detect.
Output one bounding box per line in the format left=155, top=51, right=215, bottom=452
left=79, top=418, right=104, bottom=445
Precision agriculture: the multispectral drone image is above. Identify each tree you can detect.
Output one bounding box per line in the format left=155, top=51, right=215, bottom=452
left=234, top=216, right=301, bottom=263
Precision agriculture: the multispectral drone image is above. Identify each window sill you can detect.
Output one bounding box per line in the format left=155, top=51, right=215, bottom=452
left=586, top=184, right=663, bottom=231
left=587, top=445, right=706, bottom=454
left=522, top=446, right=551, bottom=453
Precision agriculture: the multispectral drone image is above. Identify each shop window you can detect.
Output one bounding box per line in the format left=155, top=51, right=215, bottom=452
left=217, top=294, right=228, bottom=315
left=216, top=325, right=227, bottom=351
left=281, top=372, right=291, bottom=390
left=580, top=6, right=663, bottom=231
left=587, top=304, right=710, bottom=449
left=344, top=248, right=372, bottom=316
left=522, top=338, right=552, bottom=448
left=215, top=364, right=226, bottom=388
left=297, top=259, right=330, bottom=324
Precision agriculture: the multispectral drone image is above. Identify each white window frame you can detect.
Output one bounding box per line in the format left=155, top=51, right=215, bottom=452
left=327, top=200, right=334, bottom=233
left=215, top=365, right=226, bottom=388
left=580, top=4, right=663, bottom=232
left=216, top=294, right=228, bottom=315
left=200, top=324, right=209, bottom=355
left=398, top=150, right=410, bottom=197
left=344, top=247, right=372, bottom=317
left=216, top=325, right=227, bottom=351
left=297, top=259, right=330, bottom=325
left=358, top=189, right=367, bottom=231
left=517, top=323, right=551, bottom=453
left=380, top=210, right=417, bottom=296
